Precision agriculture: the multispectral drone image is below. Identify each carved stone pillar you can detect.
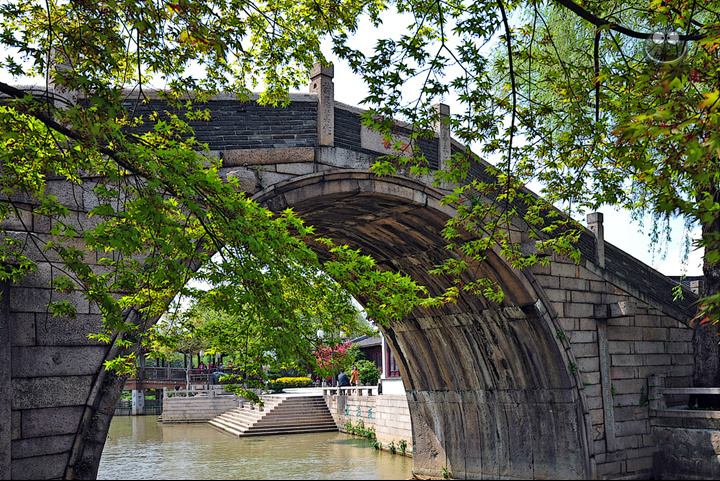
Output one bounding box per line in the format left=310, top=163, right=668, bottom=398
left=309, top=64, right=334, bottom=146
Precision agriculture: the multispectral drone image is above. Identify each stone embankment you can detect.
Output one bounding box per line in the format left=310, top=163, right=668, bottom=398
left=648, top=377, right=720, bottom=479
left=323, top=387, right=414, bottom=452
left=159, top=387, right=240, bottom=423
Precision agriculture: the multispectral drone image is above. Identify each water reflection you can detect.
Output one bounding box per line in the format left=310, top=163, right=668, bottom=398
left=98, top=416, right=413, bottom=480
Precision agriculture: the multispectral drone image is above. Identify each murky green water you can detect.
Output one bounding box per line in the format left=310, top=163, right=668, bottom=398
left=98, top=416, right=414, bottom=480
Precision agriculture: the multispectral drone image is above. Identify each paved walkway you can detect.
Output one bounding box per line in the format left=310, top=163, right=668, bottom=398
left=267, top=387, right=325, bottom=397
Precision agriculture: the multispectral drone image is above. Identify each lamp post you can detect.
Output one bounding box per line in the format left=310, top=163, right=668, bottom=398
left=317, top=329, right=327, bottom=387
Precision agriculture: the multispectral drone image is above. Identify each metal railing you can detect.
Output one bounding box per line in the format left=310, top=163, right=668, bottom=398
left=649, top=374, right=720, bottom=415
left=133, top=367, right=246, bottom=382
left=162, top=385, right=237, bottom=399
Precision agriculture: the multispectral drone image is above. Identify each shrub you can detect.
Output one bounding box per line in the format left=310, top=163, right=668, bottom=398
left=345, top=420, right=376, bottom=439
left=398, top=439, right=408, bottom=454
left=357, top=360, right=381, bottom=385
left=272, top=377, right=314, bottom=388
left=221, top=384, right=265, bottom=408
left=265, top=380, right=286, bottom=393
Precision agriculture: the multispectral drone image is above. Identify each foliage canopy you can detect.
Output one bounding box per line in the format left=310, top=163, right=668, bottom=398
left=329, top=0, right=720, bottom=324
left=0, top=0, right=425, bottom=379
left=3, top=0, right=720, bottom=385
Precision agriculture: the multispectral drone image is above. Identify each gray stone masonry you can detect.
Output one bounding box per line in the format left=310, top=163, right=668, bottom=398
left=160, top=392, right=240, bottom=423
left=325, top=394, right=413, bottom=452
left=528, top=247, right=696, bottom=477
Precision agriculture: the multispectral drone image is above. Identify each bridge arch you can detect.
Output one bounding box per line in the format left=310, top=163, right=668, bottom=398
left=254, top=170, right=593, bottom=479
left=1, top=77, right=701, bottom=479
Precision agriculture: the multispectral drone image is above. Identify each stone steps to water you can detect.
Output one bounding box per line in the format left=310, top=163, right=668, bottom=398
left=208, top=394, right=338, bottom=437
left=208, top=414, right=337, bottom=435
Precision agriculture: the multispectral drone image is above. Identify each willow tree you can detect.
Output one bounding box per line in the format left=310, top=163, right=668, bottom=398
left=0, top=0, right=425, bottom=385
left=327, top=0, right=720, bottom=384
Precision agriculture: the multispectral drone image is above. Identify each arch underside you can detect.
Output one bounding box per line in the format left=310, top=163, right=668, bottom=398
left=258, top=174, right=590, bottom=480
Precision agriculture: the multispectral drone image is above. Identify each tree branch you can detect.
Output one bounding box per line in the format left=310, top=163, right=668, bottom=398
left=0, top=81, right=147, bottom=178
left=553, top=0, right=705, bottom=40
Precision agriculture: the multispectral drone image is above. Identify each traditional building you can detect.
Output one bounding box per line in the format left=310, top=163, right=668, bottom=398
left=350, top=333, right=404, bottom=395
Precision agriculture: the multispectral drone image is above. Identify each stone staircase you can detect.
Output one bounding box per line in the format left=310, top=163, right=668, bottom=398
left=208, top=394, right=338, bottom=436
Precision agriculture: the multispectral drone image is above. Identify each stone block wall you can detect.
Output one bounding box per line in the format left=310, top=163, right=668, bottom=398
left=333, top=105, right=440, bottom=169
left=121, top=94, right=319, bottom=152
left=651, top=420, right=720, bottom=479
left=160, top=393, right=240, bottom=423
left=325, top=394, right=413, bottom=451
left=529, top=247, right=697, bottom=479
left=3, top=172, right=127, bottom=479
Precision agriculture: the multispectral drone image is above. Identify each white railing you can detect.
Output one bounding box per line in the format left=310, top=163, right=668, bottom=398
left=163, top=385, right=236, bottom=399
left=322, top=386, right=378, bottom=396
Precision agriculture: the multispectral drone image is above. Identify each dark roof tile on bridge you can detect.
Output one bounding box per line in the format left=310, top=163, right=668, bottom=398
left=604, top=241, right=698, bottom=319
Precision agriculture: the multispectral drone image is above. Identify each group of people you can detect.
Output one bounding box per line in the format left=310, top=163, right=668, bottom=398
left=338, top=366, right=360, bottom=387
left=197, top=362, right=217, bottom=371
left=312, top=366, right=361, bottom=388
left=196, top=361, right=232, bottom=373
left=314, top=375, right=333, bottom=387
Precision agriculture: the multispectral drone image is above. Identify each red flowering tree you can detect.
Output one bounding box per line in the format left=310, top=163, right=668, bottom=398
left=312, top=341, right=353, bottom=380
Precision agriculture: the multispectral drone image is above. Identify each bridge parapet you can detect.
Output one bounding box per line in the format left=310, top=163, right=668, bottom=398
left=648, top=376, right=720, bottom=479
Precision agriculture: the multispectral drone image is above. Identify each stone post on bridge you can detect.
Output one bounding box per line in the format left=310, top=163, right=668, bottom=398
left=432, top=103, right=451, bottom=172
left=309, top=63, right=334, bottom=147
left=46, top=48, right=79, bottom=109
left=587, top=212, right=605, bottom=268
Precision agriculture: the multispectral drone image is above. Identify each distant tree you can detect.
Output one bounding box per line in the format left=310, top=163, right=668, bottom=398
left=313, top=341, right=354, bottom=380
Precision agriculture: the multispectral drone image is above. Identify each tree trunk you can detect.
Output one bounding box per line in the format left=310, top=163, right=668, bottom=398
left=693, top=187, right=720, bottom=392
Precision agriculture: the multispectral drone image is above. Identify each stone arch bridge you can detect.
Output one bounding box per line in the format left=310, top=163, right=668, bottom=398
left=0, top=65, right=704, bottom=479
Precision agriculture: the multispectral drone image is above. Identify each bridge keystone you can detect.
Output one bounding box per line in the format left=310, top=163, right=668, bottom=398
left=219, top=169, right=257, bottom=193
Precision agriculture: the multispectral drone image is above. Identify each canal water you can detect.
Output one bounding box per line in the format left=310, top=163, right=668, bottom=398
left=97, top=416, right=414, bottom=480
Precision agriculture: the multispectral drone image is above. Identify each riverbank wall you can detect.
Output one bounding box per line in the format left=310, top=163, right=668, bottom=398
left=159, top=387, right=241, bottom=423
left=324, top=391, right=413, bottom=452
